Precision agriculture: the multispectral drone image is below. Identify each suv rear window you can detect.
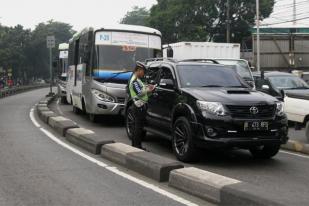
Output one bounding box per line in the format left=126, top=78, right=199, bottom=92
left=177, top=65, right=245, bottom=88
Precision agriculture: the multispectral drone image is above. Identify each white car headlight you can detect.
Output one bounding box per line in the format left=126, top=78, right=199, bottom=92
left=196, top=101, right=226, bottom=117
left=276, top=102, right=284, bottom=116
left=91, top=89, right=115, bottom=103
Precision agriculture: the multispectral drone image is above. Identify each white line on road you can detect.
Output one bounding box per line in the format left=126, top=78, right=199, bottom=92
left=280, top=150, right=309, bottom=159
left=30, top=108, right=41, bottom=128
left=30, top=108, right=198, bottom=206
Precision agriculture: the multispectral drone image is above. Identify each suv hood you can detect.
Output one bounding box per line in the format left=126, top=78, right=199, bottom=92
left=182, top=87, right=277, bottom=104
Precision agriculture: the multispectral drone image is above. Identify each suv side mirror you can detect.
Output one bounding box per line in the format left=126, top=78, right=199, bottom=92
left=262, top=84, right=270, bottom=91
left=159, top=79, right=174, bottom=89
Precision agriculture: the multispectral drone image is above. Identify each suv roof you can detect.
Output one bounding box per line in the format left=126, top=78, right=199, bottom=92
left=145, top=58, right=220, bottom=64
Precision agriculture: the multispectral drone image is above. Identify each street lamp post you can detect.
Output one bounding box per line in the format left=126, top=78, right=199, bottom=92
left=256, top=0, right=261, bottom=72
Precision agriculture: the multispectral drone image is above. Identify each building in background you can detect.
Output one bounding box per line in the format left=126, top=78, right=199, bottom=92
left=244, top=0, right=309, bottom=71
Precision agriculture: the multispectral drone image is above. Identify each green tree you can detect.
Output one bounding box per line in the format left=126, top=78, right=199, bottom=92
left=0, top=20, right=75, bottom=83
left=120, top=6, right=150, bottom=26
left=28, top=20, right=75, bottom=79
left=148, top=0, right=275, bottom=44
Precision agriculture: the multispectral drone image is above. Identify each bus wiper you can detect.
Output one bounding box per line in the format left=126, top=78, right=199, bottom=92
left=228, top=85, right=248, bottom=88
left=103, top=71, right=132, bottom=83
left=201, top=85, right=223, bottom=87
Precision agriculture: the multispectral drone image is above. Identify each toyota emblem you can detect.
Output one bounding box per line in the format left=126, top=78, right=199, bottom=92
left=250, top=106, right=259, bottom=115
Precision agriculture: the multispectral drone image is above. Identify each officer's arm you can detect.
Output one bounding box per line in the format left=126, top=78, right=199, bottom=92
left=133, top=81, right=147, bottom=97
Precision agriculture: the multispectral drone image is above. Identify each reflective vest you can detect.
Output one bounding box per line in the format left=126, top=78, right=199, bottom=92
left=129, top=74, right=148, bottom=103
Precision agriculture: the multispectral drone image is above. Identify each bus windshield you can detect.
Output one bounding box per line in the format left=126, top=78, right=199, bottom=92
left=95, top=45, right=160, bottom=71
left=93, top=31, right=162, bottom=83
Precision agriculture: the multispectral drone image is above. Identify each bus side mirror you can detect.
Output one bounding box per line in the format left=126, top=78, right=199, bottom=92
left=166, top=46, right=174, bottom=58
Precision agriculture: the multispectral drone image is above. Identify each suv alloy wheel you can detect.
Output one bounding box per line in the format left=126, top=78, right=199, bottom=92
left=172, top=117, right=197, bottom=162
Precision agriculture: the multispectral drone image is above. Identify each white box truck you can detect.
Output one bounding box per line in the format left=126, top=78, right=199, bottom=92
left=163, top=42, right=240, bottom=59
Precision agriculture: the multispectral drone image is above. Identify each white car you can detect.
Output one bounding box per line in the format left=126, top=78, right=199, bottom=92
left=284, top=91, right=309, bottom=141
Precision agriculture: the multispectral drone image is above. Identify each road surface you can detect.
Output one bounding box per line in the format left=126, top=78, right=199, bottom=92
left=0, top=88, right=207, bottom=206
left=50, top=96, right=309, bottom=206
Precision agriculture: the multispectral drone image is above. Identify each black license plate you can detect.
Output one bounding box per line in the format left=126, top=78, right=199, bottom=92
left=244, top=121, right=268, bottom=131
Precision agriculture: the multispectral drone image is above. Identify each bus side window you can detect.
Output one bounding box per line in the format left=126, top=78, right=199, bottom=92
left=74, top=39, right=80, bottom=86
left=79, top=32, right=92, bottom=76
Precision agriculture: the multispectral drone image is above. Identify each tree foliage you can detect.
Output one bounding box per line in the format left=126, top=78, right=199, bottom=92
left=147, top=0, right=275, bottom=44
left=0, top=20, right=75, bottom=83
left=120, top=6, right=150, bottom=26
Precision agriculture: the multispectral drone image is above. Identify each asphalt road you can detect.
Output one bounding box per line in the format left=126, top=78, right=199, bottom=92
left=50, top=98, right=309, bottom=206
left=0, top=88, right=208, bottom=206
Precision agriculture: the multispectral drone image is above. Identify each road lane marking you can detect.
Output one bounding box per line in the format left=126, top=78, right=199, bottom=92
left=30, top=108, right=198, bottom=206
left=56, top=98, right=64, bottom=115
left=280, top=150, right=309, bottom=159
left=30, top=108, right=41, bottom=128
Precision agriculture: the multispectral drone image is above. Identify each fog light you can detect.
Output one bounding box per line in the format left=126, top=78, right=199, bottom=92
left=206, top=127, right=218, bottom=137
left=97, top=104, right=107, bottom=109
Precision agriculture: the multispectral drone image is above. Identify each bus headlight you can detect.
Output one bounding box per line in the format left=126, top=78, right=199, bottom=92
left=91, top=89, right=115, bottom=103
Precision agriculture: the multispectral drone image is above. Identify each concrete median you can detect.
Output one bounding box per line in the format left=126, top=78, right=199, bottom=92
left=101, top=143, right=144, bottom=166
left=40, top=111, right=58, bottom=123
left=66, top=128, right=114, bottom=154
left=221, top=182, right=284, bottom=206
left=48, top=116, right=79, bottom=136
left=169, top=167, right=240, bottom=203
left=126, top=151, right=184, bottom=182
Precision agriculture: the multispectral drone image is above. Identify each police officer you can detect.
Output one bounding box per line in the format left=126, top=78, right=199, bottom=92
left=129, top=62, right=155, bottom=149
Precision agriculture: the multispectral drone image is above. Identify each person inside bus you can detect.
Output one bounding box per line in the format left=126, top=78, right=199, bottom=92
left=128, top=62, right=156, bottom=149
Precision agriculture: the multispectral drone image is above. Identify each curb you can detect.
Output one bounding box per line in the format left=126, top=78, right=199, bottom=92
left=281, top=140, right=309, bottom=155
left=66, top=128, right=114, bottom=155
left=36, top=96, right=289, bottom=206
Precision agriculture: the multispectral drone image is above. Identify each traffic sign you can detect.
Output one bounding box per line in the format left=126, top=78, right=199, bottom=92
left=47, top=36, right=55, bottom=48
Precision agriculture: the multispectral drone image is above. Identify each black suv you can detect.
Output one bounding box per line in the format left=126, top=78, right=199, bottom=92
left=125, top=59, right=288, bottom=162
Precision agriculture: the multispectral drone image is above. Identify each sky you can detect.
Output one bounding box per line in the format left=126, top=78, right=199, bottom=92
left=261, top=0, right=309, bottom=28
left=0, top=0, right=157, bottom=31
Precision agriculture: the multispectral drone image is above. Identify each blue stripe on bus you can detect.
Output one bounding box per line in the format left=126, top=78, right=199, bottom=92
left=92, top=71, right=133, bottom=80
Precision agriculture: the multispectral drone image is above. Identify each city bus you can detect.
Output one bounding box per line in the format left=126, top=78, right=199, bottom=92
left=66, top=25, right=162, bottom=121
left=57, top=43, right=69, bottom=103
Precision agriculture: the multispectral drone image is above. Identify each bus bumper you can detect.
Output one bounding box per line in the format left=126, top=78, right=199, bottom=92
left=91, top=98, right=125, bottom=115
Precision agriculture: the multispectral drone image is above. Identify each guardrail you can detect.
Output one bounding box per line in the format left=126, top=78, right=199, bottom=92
left=0, top=84, right=49, bottom=99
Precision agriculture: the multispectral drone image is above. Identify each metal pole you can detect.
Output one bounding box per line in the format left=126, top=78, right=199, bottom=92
left=293, top=0, right=296, bottom=25
left=226, top=0, right=231, bottom=43
left=49, top=48, right=52, bottom=94
left=256, top=0, right=261, bottom=72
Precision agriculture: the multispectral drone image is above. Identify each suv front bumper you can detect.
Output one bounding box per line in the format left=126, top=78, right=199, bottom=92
left=192, top=115, right=288, bottom=149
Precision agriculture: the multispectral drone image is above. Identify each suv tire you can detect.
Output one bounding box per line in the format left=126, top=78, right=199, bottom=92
left=125, top=105, right=146, bottom=140
left=249, top=144, right=280, bottom=159
left=172, top=117, right=197, bottom=162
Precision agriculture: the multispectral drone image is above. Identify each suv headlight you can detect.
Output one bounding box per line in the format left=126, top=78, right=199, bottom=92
left=92, top=89, right=115, bottom=103
left=196, top=101, right=226, bottom=117
left=276, top=102, right=284, bottom=116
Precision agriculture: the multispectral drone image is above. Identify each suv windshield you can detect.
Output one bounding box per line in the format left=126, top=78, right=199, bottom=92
left=268, top=75, right=309, bottom=89
left=177, top=65, right=246, bottom=88
left=216, top=60, right=253, bottom=81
